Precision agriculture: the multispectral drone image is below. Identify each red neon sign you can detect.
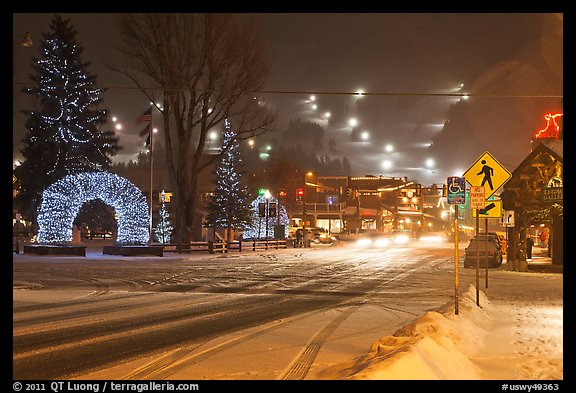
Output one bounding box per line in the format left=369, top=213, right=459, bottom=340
left=533, top=113, right=563, bottom=140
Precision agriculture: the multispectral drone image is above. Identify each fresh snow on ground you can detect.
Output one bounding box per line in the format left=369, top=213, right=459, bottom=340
left=322, top=283, right=562, bottom=380
left=14, top=246, right=563, bottom=381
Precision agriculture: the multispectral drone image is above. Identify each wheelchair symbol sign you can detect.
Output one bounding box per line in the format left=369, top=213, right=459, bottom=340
left=447, top=176, right=466, bottom=205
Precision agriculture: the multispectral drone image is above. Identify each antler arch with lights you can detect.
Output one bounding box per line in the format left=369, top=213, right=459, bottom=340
left=37, top=172, right=150, bottom=245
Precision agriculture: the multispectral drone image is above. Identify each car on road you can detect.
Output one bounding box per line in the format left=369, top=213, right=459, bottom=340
left=309, top=228, right=337, bottom=244
left=464, top=236, right=503, bottom=268
left=287, top=227, right=336, bottom=245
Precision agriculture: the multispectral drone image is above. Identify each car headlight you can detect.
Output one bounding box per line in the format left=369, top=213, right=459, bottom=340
left=394, top=235, right=409, bottom=244
left=374, top=238, right=389, bottom=247
left=356, top=238, right=372, bottom=247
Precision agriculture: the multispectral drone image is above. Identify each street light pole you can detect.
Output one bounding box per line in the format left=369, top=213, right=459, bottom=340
left=303, top=172, right=314, bottom=232
left=265, top=190, right=271, bottom=250
left=149, top=107, right=154, bottom=244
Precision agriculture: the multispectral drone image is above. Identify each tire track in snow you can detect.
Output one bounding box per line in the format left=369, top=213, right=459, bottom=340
left=279, top=304, right=362, bottom=380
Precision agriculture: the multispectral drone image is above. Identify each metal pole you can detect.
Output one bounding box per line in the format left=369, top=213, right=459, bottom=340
left=475, top=210, right=480, bottom=307
left=454, top=204, right=459, bottom=315
left=265, top=198, right=269, bottom=250
left=302, top=175, right=306, bottom=233
left=485, top=217, right=489, bottom=288
left=149, top=107, right=154, bottom=244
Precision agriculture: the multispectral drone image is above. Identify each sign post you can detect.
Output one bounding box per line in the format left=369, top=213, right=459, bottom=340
left=470, top=186, right=485, bottom=307
left=472, top=199, right=503, bottom=289
left=447, top=176, right=466, bottom=314
left=465, top=151, right=511, bottom=308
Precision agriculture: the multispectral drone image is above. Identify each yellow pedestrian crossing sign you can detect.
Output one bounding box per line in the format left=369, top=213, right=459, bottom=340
left=463, top=151, right=512, bottom=199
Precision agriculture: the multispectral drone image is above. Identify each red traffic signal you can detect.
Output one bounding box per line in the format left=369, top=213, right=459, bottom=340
left=296, top=188, right=304, bottom=197
left=279, top=189, right=287, bottom=197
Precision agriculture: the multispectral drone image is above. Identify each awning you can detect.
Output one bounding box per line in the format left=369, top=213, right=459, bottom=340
left=342, top=206, right=378, bottom=217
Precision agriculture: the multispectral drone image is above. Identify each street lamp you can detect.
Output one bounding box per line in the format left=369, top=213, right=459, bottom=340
left=265, top=190, right=271, bottom=249
left=303, top=172, right=314, bottom=232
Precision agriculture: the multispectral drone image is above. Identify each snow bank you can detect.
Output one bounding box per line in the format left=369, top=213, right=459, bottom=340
left=344, top=285, right=497, bottom=379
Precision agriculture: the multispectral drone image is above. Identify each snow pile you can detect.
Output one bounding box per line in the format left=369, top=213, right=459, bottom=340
left=341, top=285, right=488, bottom=379
left=337, top=280, right=563, bottom=380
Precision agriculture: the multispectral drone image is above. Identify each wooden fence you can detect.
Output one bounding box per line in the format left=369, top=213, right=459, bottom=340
left=162, top=239, right=287, bottom=254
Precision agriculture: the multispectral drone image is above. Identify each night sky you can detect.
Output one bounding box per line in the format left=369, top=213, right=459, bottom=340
left=12, top=13, right=563, bottom=185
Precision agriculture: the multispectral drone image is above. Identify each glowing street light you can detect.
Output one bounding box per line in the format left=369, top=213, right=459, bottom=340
left=381, top=160, right=393, bottom=170
left=384, top=144, right=394, bottom=153
left=425, top=158, right=435, bottom=168
left=360, top=131, right=370, bottom=141
left=323, top=112, right=331, bottom=119
left=348, top=118, right=358, bottom=127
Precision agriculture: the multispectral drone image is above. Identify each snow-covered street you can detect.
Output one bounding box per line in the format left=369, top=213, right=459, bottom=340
left=13, top=242, right=562, bottom=380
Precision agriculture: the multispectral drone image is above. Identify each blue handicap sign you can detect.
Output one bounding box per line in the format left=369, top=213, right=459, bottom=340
left=447, top=176, right=466, bottom=205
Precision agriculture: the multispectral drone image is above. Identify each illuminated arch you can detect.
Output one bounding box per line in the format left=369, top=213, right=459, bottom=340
left=37, top=172, right=150, bottom=245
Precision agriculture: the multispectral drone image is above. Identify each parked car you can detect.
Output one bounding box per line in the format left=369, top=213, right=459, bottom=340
left=464, top=236, right=503, bottom=268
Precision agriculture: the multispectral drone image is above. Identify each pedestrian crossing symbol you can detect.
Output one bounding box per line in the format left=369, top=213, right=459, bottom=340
left=463, top=151, right=512, bottom=199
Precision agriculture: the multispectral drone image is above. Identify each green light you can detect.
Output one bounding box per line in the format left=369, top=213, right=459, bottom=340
left=258, top=188, right=266, bottom=196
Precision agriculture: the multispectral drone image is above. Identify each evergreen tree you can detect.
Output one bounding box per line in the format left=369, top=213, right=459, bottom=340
left=205, top=119, right=252, bottom=240
left=15, top=14, right=120, bottom=226
left=154, top=190, right=173, bottom=244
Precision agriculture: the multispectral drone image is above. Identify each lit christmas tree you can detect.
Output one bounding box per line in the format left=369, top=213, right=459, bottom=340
left=154, top=190, right=173, bottom=244
left=205, top=119, right=252, bottom=240
left=15, top=14, right=120, bottom=226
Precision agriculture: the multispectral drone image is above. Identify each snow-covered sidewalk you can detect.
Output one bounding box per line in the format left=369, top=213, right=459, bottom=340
left=328, top=270, right=563, bottom=380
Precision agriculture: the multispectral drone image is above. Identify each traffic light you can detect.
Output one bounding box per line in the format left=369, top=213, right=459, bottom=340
left=279, top=189, right=286, bottom=198
left=159, top=192, right=172, bottom=203
left=296, top=188, right=304, bottom=202
left=415, top=184, right=422, bottom=197
left=258, top=202, right=266, bottom=217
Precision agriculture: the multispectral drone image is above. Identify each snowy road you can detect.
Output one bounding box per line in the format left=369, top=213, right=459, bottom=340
left=13, top=241, right=478, bottom=380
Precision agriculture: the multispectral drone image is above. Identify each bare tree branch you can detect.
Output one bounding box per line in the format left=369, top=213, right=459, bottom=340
left=113, top=13, right=277, bottom=242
